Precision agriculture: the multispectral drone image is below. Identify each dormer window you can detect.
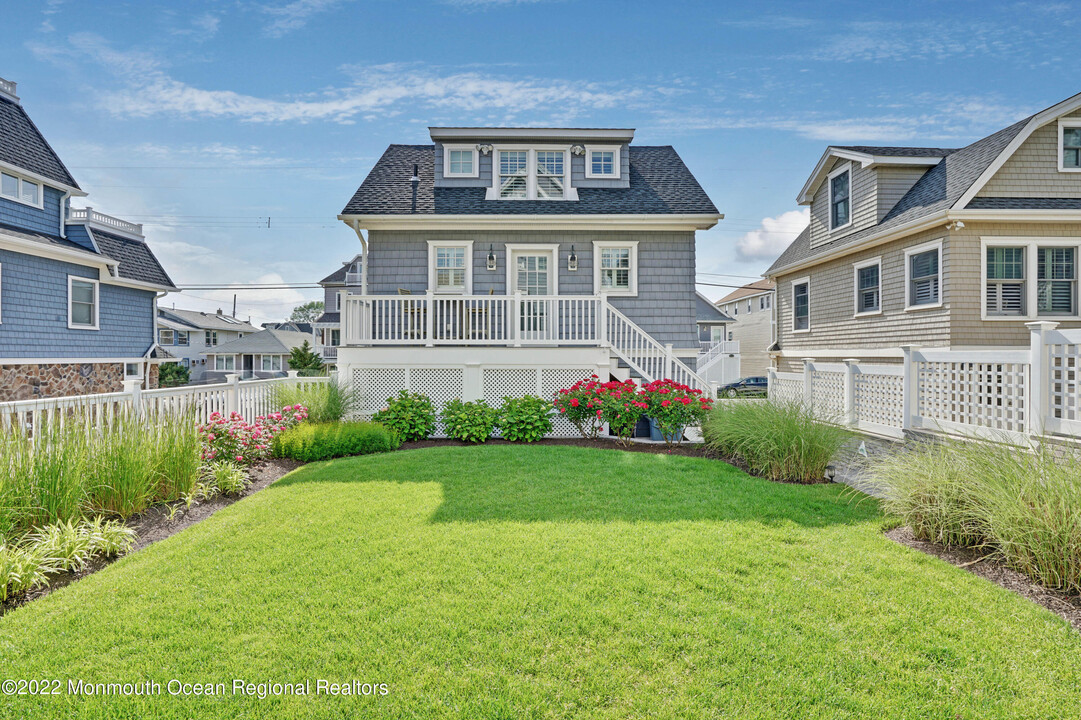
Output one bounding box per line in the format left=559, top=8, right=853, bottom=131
left=498, top=151, right=528, bottom=198
left=1060, top=120, right=1081, bottom=172
left=492, top=148, right=573, bottom=200
left=443, top=145, right=478, bottom=178
left=0, top=171, right=42, bottom=208
left=536, top=151, right=565, bottom=199
left=828, top=164, right=851, bottom=230
left=585, top=145, right=621, bottom=178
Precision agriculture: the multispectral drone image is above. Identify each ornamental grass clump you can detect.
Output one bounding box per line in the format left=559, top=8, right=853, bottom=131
left=442, top=399, right=499, bottom=444
left=372, top=391, right=437, bottom=442
left=272, top=381, right=356, bottom=423
left=870, top=438, right=1081, bottom=594
left=497, top=395, right=553, bottom=443
left=702, top=401, right=850, bottom=483
left=642, top=379, right=714, bottom=445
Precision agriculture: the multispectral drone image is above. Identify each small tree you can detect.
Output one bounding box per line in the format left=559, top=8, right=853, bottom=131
left=290, top=301, right=324, bottom=324
left=158, top=363, right=190, bottom=388
left=288, top=341, right=324, bottom=375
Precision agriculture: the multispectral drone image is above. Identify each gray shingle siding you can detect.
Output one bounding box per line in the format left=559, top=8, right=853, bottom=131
left=0, top=248, right=154, bottom=358
left=0, top=185, right=63, bottom=236
left=367, top=229, right=699, bottom=348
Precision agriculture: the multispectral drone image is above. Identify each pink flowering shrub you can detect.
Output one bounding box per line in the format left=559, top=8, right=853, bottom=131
left=198, top=404, right=308, bottom=465
left=642, top=379, right=714, bottom=445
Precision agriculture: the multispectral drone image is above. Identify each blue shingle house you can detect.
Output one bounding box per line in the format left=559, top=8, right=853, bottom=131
left=0, top=77, right=176, bottom=400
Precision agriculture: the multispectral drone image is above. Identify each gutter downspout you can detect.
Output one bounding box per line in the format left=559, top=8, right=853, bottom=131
left=350, top=219, right=368, bottom=296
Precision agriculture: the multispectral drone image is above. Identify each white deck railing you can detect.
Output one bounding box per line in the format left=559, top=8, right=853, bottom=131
left=698, top=340, right=740, bottom=367
left=68, top=207, right=144, bottom=237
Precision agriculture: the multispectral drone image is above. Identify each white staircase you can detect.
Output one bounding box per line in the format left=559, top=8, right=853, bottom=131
left=602, top=303, right=713, bottom=394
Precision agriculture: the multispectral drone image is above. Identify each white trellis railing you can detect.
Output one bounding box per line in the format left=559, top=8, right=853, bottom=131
left=769, top=321, right=1081, bottom=443
left=0, top=373, right=329, bottom=435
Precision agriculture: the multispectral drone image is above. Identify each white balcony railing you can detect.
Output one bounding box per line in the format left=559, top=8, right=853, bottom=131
left=698, top=340, right=740, bottom=367
left=68, top=207, right=144, bottom=238
left=320, top=345, right=338, bottom=360
left=0, top=78, right=17, bottom=100
left=345, top=272, right=362, bottom=286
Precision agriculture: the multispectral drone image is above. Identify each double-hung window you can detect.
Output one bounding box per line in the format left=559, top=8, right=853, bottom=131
left=585, top=145, right=620, bottom=178
left=205, top=330, right=217, bottom=346
left=159, top=328, right=175, bottom=345
left=906, top=244, right=941, bottom=308
left=854, top=259, right=881, bottom=315
left=792, top=280, right=810, bottom=331
left=1060, top=121, right=1081, bottom=171
left=428, top=241, right=471, bottom=294
left=498, top=151, right=529, bottom=199
left=177, top=331, right=190, bottom=346
left=0, top=171, right=41, bottom=207
left=594, top=242, right=637, bottom=295
left=1038, top=246, right=1076, bottom=315
left=535, top=151, right=565, bottom=199
left=829, top=165, right=851, bottom=230
left=260, top=355, right=283, bottom=372
left=68, top=277, right=98, bottom=329
left=986, top=247, right=1025, bottom=316
left=214, top=355, right=235, bottom=371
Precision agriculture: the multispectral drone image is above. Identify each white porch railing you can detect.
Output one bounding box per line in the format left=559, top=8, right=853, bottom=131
left=320, top=345, right=339, bottom=361
left=0, top=374, right=329, bottom=434
left=68, top=207, right=144, bottom=237
left=698, top=340, right=739, bottom=368
left=767, top=321, right=1081, bottom=444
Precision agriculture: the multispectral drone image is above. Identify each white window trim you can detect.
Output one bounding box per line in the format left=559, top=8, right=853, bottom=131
left=177, top=330, right=189, bottom=346
left=1057, top=119, right=1081, bottom=173
left=0, top=170, right=44, bottom=210
left=213, top=354, right=236, bottom=371
left=159, top=328, right=175, bottom=345
left=260, top=354, right=283, bottom=372
left=827, top=162, right=853, bottom=232
left=67, top=275, right=100, bottom=330
left=592, top=240, right=638, bottom=297
left=506, top=243, right=560, bottom=296
left=427, top=240, right=474, bottom=294
left=584, top=144, right=621, bottom=179
left=980, top=237, right=1081, bottom=320
left=442, top=144, right=479, bottom=179
left=852, top=256, right=883, bottom=317
left=486, top=146, right=578, bottom=201
left=903, top=240, right=944, bottom=312
left=791, top=276, right=810, bottom=333
left=124, top=362, right=142, bottom=379
left=335, top=291, right=342, bottom=312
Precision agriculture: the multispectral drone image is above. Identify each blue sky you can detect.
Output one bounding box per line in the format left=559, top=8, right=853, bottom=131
left=3, top=0, right=1078, bottom=322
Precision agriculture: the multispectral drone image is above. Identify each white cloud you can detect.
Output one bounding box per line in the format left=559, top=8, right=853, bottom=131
left=263, top=0, right=348, bottom=38
left=735, top=209, right=810, bottom=261
left=172, top=13, right=221, bottom=41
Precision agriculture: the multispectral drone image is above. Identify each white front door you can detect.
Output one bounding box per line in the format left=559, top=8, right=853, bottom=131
left=512, top=252, right=551, bottom=338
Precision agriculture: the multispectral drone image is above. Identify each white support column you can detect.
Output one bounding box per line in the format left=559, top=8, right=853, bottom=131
left=425, top=291, right=435, bottom=348
left=664, top=343, right=673, bottom=380
left=842, top=359, right=858, bottom=426
left=512, top=292, right=522, bottom=348
left=598, top=294, right=608, bottom=347
left=464, top=362, right=483, bottom=402
left=225, top=373, right=240, bottom=415
left=899, top=345, right=918, bottom=432
left=1026, top=321, right=1058, bottom=437
left=802, top=358, right=815, bottom=409
left=122, top=378, right=143, bottom=419
left=767, top=366, right=777, bottom=398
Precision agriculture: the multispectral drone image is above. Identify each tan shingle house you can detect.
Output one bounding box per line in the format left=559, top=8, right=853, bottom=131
left=715, top=279, right=775, bottom=377
left=766, top=91, right=1081, bottom=370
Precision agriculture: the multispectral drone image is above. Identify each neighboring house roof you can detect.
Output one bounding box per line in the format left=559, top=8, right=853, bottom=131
left=767, top=115, right=1033, bottom=275
left=717, top=279, right=776, bottom=304
left=314, top=312, right=340, bottom=324
left=159, top=308, right=259, bottom=333
left=0, top=94, right=79, bottom=189
left=341, top=145, right=719, bottom=216
left=320, top=266, right=349, bottom=284
left=696, top=292, right=732, bottom=324
left=263, top=321, right=313, bottom=334
left=207, top=329, right=312, bottom=355
left=91, top=229, right=176, bottom=289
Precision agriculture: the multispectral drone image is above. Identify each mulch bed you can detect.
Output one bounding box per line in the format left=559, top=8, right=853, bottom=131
left=887, top=526, right=1081, bottom=631
left=0, top=458, right=303, bottom=617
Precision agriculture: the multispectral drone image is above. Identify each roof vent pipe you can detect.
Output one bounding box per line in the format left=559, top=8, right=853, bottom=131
left=410, top=164, right=419, bottom=185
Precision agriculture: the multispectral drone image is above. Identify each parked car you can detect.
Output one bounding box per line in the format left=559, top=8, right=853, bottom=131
left=718, top=376, right=768, bottom=398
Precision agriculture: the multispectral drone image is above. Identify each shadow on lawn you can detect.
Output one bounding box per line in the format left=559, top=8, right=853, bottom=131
left=273, top=445, right=879, bottom=528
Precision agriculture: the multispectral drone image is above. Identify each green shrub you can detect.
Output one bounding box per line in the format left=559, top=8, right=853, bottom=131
left=498, top=395, right=553, bottom=443
left=272, top=381, right=356, bottom=423
left=372, top=391, right=437, bottom=442
left=0, top=544, right=53, bottom=603
left=870, top=439, right=1081, bottom=594
left=702, top=401, right=850, bottom=483
left=441, top=399, right=499, bottom=443
left=274, top=422, right=400, bottom=462
left=205, top=461, right=249, bottom=495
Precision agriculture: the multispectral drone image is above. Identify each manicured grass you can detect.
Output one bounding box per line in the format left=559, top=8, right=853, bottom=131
left=1, top=446, right=1079, bottom=719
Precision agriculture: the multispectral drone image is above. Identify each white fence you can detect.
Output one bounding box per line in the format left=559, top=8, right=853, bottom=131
left=0, top=373, right=329, bottom=434
left=768, top=321, right=1081, bottom=443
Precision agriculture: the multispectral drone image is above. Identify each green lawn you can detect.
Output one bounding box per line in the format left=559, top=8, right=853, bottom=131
left=1, top=446, right=1079, bottom=719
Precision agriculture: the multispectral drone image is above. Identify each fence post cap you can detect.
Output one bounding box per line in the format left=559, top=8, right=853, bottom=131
left=225, top=373, right=240, bottom=383
left=121, top=378, right=142, bottom=393
left=1025, top=320, right=1059, bottom=331
left=287, top=370, right=300, bottom=378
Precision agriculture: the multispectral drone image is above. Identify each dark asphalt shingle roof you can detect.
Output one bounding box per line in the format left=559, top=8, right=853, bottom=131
left=320, top=265, right=348, bottom=283
left=209, top=329, right=311, bottom=355
left=341, top=145, right=718, bottom=216
left=0, top=95, right=79, bottom=188
left=767, top=116, right=1033, bottom=274
left=314, top=312, right=340, bottom=324
left=0, top=220, right=100, bottom=257
left=966, top=197, right=1081, bottom=209
left=696, top=293, right=732, bottom=324
left=92, top=229, right=176, bottom=289
left=832, top=146, right=956, bottom=158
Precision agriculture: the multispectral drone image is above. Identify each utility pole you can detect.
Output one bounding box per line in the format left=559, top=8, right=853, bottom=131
left=232, top=294, right=237, bottom=318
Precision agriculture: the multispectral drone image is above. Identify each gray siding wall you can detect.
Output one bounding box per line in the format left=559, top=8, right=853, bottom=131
left=0, top=248, right=155, bottom=359
left=876, top=166, right=928, bottom=221
left=433, top=143, right=493, bottom=187
left=570, top=145, right=630, bottom=189
left=977, top=108, right=1081, bottom=198
left=367, top=229, right=699, bottom=347
left=0, top=185, right=64, bottom=236
left=808, top=158, right=878, bottom=249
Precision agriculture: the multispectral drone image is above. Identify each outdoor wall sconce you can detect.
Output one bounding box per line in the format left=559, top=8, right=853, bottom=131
left=487, top=244, right=497, bottom=271
left=571, top=145, right=585, bottom=156
left=477, top=144, right=493, bottom=155
left=568, top=245, right=578, bottom=271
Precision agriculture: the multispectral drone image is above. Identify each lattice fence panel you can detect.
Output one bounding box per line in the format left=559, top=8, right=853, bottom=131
left=353, top=367, right=408, bottom=416
left=810, top=370, right=844, bottom=421
left=769, top=377, right=803, bottom=405
left=483, top=368, right=538, bottom=437
left=916, top=361, right=1027, bottom=434
left=1048, top=343, right=1081, bottom=422
left=411, top=368, right=465, bottom=436
left=854, top=372, right=904, bottom=430
left=541, top=367, right=596, bottom=438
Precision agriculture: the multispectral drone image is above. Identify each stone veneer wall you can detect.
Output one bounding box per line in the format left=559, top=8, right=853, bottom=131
left=0, top=363, right=125, bottom=401
left=147, top=363, right=159, bottom=390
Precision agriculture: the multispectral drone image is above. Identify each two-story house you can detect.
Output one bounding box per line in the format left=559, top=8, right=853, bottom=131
left=312, top=255, right=364, bottom=369
left=715, top=279, right=774, bottom=378
left=766, top=91, right=1081, bottom=371
left=0, top=77, right=176, bottom=400
left=156, top=307, right=258, bottom=384
left=334, top=127, right=722, bottom=415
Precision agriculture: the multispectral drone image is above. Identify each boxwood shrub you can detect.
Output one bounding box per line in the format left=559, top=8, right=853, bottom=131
left=273, top=422, right=400, bottom=462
